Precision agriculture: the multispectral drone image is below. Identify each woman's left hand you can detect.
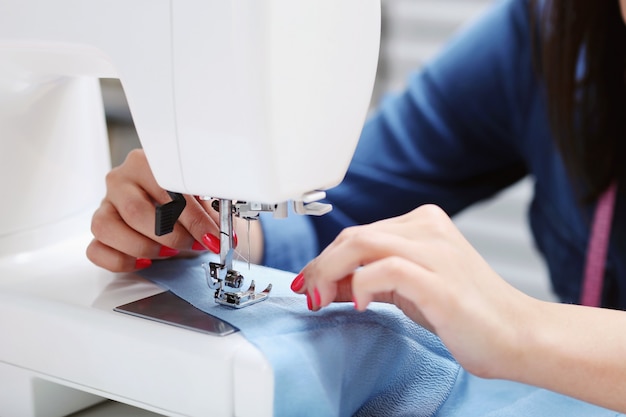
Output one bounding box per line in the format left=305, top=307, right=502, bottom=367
left=292, top=204, right=538, bottom=379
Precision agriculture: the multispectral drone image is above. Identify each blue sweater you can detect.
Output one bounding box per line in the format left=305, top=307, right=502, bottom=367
left=261, top=0, right=626, bottom=309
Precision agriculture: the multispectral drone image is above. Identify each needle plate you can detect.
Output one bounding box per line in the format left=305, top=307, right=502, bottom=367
left=115, top=291, right=238, bottom=337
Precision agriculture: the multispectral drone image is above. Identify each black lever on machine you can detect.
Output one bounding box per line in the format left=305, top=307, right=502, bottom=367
left=155, top=191, right=186, bottom=236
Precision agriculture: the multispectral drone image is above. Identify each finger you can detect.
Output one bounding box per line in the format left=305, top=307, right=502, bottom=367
left=194, top=197, right=241, bottom=247
left=196, top=197, right=219, bottom=222
left=107, top=179, right=207, bottom=251
left=351, top=256, right=439, bottom=328
left=176, top=196, right=221, bottom=250
left=91, top=200, right=166, bottom=259
left=304, top=230, right=424, bottom=307
left=351, top=256, right=425, bottom=308
left=334, top=275, right=356, bottom=302
left=107, top=150, right=201, bottom=250
left=291, top=223, right=407, bottom=294
left=115, top=149, right=168, bottom=195
left=108, top=149, right=173, bottom=205
left=305, top=274, right=354, bottom=311
left=86, top=238, right=152, bottom=273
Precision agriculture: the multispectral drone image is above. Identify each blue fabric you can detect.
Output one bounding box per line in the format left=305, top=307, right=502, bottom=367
left=260, top=0, right=626, bottom=308
left=439, top=370, right=624, bottom=417
left=138, top=257, right=625, bottom=416
left=139, top=255, right=460, bottom=417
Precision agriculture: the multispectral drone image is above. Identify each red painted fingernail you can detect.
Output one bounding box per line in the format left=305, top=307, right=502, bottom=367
left=313, top=288, right=321, bottom=306
left=233, top=231, right=238, bottom=248
left=290, top=273, right=305, bottom=292
left=159, top=246, right=179, bottom=257
left=307, top=293, right=313, bottom=310
left=135, top=258, right=152, bottom=269
left=191, top=240, right=207, bottom=251
left=202, top=233, right=220, bottom=254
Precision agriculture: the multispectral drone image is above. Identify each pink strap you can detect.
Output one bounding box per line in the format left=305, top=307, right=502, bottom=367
left=580, top=181, right=618, bottom=307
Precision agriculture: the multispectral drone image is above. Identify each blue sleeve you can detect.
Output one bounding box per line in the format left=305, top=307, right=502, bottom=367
left=260, top=210, right=319, bottom=273
left=263, top=0, right=538, bottom=271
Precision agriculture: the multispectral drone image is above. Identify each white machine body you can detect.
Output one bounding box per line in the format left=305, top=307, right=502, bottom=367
left=1, top=0, right=380, bottom=202
left=0, top=0, right=380, bottom=415
left=0, top=232, right=276, bottom=417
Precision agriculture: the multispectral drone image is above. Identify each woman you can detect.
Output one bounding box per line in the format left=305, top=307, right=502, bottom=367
left=88, top=0, right=626, bottom=412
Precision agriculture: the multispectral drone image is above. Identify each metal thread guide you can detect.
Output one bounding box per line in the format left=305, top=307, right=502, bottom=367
left=203, top=199, right=272, bottom=308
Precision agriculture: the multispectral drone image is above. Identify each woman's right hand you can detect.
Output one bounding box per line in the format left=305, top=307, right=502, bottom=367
left=86, top=149, right=262, bottom=272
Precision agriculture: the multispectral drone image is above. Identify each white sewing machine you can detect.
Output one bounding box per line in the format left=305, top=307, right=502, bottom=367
left=0, top=1, right=380, bottom=416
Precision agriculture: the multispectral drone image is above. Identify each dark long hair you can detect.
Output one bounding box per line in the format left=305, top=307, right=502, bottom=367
left=532, top=0, right=626, bottom=202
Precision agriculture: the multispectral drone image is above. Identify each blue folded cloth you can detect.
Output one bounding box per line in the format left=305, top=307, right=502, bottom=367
left=438, top=370, right=624, bottom=417
left=139, top=255, right=625, bottom=417
left=139, top=255, right=460, bottom=417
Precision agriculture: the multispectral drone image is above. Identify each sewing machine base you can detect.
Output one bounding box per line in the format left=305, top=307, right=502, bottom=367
left=0, top=222, right=274, bottom=417
left=114, top=291, right=238, bottom=337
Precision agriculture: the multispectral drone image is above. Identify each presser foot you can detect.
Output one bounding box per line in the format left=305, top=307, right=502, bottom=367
left=215, top=280, right=273, bottom=309
left=202, top=262, right=272, bottom=309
